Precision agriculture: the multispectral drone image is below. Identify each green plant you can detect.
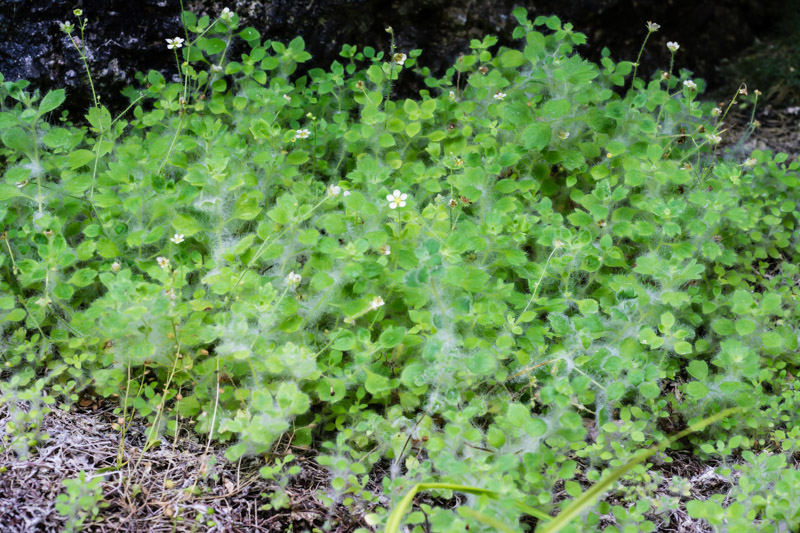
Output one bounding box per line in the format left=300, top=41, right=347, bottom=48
left=55, top=470, right=106, bottom=532
left=2, top=4, right=799, bottom=532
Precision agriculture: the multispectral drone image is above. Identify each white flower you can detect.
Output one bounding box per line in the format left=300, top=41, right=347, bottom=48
left=166, top=37, right=185, bottom=50
left=220, top=7, right=234, bottom=20
left=170, top=233, right=185, bottom=244
left=157, top=256, right=170, bottom=269
left=711, top=106, right=722, bottom=117
left=666, top=41, right=680, bottom=52
left=111, top=261, right=121, bottom=273
left=343, top=190, right=351, bottom=197
left=707, top=133, right=722, bottom=144
left=369, top=296, right=385, bottom=310
left=286, top=271, right=302, bottom=287
left=328, top=184, right=341, bottom=196
left=16, top=180, right=28, bottom=188
left=393, top=53, right=407, bottom=66
left=164, top=288, right=177, bottom=301
left=283, top=94, right=291, bottom=102
left=211, top=64, right=223, bottom=72
left=295, top=128, right=311, bottom=139
left=683, top=79, right=697, bottom=91
left=493, top=92, right=506, bottom=101
left=58, top=21, right=74, bottom=33
left=557, top=130, right=570, bottom=140
left=379, top=244, right=391, bottom=256
left=449, top=90, right=456, bottom=101
left=386, top=189, right=408, bottom=209
left=646, top=21, right=660, bottom=32
left=743, top=157, right=757, bottom=167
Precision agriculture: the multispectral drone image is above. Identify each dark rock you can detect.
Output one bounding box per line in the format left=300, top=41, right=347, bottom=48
left=0, top=0, right=786, bottom=118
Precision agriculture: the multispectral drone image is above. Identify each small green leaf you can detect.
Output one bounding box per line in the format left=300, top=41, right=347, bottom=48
left=38, top=89, right=66, bottom=115
left=69, top=268, right=97, bottom=287
left=68, top=149, right=97, bottom=169
left=364, top=370, right=391, bottom=394
left=379, top=326, right=405, bottom=349
left=577, top=299, right=598, bottom=314
left=172, top=214, right=204, bottom=236
left=520, top=122, right=550, bottom=151
left=685, top=381, right=708, bottom=399
left=673, top=341, right=692, bottom=355
left=687, top=360, right=708, bottom=380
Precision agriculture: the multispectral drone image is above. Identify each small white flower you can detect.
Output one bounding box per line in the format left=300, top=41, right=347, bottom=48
left=328, top=184, right=341, bottom=196
left=711, top=106, right=722, bottom=117
left=58, top=21, right=74, bottom=33
left=283, top=94, right=291, bottom=102
left=666, top=41, right=680, bottom=52
left=164, top=288, right=177, bottom=301
left=170, top=233, right=185, bottom=244
left=743, top=157, right=757, bottom=167
left=286, top=271, right=302, bottom=287
left=393, top=53, right=407, bottom=66
left=386, top=189, right=408, bottom=209
left=493, top=92, right=506, bottom=101
left=454, top=157, right=464, bottom=167
left=211, top=64, right=223, bottom=72
left=449, top=198, right=459, bottom=208
left=166, top=37, right=185, bottom=50
left=111, top=261, right=121, bottom=273
left=220, top=7, right=234, bottom=20
left=16, top=180, right=28, bottom=188
left=295, top=128, right=311, bottom=139
left=557, top=130, right=570, bottom=140
left=449, top=90, right=456, bottom=101
left=553, top=239, right=564, bottom=249
left=707, top=133, right=722, bottom=144
left=683, top=79, right=697, bottom=91
left=343, top=190, right=351, bottom=197
left=379, top=244, right=391, bottom=256
left=369, top=296, right=385, bottom=310
left=157, top=256, right=170, bottom=269
left=646, top=21, right=660, bottom=32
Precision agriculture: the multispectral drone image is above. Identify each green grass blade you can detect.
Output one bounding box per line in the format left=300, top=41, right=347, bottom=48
left=384, top=482, right=545, bottom=533
left=458, top=506, right=519, bottom=533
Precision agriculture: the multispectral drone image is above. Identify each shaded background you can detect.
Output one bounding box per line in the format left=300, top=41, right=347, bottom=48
left=0, top=0, right=797, bottom=117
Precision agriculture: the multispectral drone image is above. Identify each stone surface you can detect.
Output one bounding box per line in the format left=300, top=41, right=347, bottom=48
left=0, top=0, right=785, bottom=116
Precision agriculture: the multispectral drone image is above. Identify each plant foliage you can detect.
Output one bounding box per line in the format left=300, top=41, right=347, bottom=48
left=2, top=6, right=800, bottom=532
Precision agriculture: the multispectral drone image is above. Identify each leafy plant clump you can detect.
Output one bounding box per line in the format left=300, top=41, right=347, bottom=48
left=2, top=6, right=800, bottom=532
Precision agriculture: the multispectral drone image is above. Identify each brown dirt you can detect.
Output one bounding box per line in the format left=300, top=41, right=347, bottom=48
left=0, top=401, right=370, bottom=532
